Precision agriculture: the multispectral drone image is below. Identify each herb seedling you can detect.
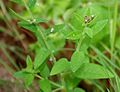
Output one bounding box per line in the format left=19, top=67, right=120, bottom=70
left=10, top=0, right=116, bottom=92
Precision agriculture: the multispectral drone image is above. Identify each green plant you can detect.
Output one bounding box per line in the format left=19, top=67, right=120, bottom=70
left=6, top=0, right=120, bottom=92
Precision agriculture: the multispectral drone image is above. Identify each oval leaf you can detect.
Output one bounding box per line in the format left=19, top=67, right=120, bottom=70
left=74, top=88, right=85, bottom=92
left=67, top=31, right=81, bottom=40
left=50, top=58, right=70, bottom=75
left=71, top=51, right=87, bottom=72
left=34, top=48, right=49, bottom=69
left=92, top=19, right=108, bottom=36
left=39, top=79, right=51, bottom=92
left=26, top=55, right=33, bottom=70
left=14, top=71, right=34, bottom=87
left=74, top=63, right=114, bottom=79
left=84, top=27, right=93, bottom=38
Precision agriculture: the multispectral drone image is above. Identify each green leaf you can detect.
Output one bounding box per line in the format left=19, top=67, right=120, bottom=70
left=54, top=24, right=65, bottom=31
left=78, top=35, right=91, bottom=52
left=65, top=73, right=81, bottom=91
left=70, top=12, right=84, bottom=31
left=115, top=37, right=120, bottom=50
left=45, top=24, right=65, bottom=36
left=39, top=79, right=51, bottom=92
left=11, top=0, right=36, bottom=9
left=74, top=63, right=114, bottom=79
left=50, top=58, right=70, bottom=75
left=47, top=32, right=65, bottom=51
left=84, top=27, right=93, bottom=38
left=51, top=24, right=66, bottom=34
left=14, top=71, right=27, bottom=78
left=92, top=19, right=108, bottom=36
left=14, top=71, right=34, bottom=87
left=39, top=64, right=50, bottom=78
left=34, top=48, right=49, bottom=69
left=28, top=0, right=37, bottom=9
left=71, top=51, right=86, bottom=72
left=24, top=73, right=34, bottom=87
left=26, top=55, right=33, bottom=71
left=74, top=88, right=85, bottom=92
left=34, top=18, right=48, bottom=24
left=9, top=9, right=26, bottom=21
left=18, top=21, right=37, bottom=32
left=66, top=31, right=81, bottom=40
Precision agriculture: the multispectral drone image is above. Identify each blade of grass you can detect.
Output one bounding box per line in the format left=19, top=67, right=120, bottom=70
left=0, top=0, right=26, bottom=50
left=0, top=58, right=15, bottom=74
left=90, top=46, right=120, bottom=91
left=92, top=81, right=105, bottom=92
left=9, top=46, right=26, bottom=61
left=110, top=0, right=118, bottom=59
left=91, top=46, right=120, bottom=70
left=0, top=43, right=19, bottom=70
left=100, top=42, right=120, bottom=66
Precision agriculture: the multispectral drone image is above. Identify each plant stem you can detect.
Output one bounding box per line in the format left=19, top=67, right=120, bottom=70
left=55, top=48, right=75, bottom=52
left=110, top=0, right=118, bottom=59
left=22, top=0, right=56, bottom=63
left=60, top=73, right=66, bottom=91
left=52, top=88, right=64, bottom=92
left=35, top=74, right=62, bottom=88
left=36, top=25, right=56, bottom=63
left=76, top=33, right=85, bottom=51
left=22, top=0, right=34, bottom=20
